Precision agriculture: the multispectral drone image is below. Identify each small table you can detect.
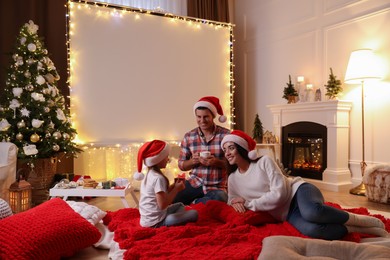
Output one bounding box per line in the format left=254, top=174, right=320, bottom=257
left=49, top=184, right=139, bottom=208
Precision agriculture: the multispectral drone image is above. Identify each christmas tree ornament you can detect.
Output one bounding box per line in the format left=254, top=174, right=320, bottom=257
left=16, top=133, right=24, bottom=140
left=27, top=43, right=36, bottom=52
left=44, top=73, right=55, bottom=84
left=45, top=132, right=51, bottom=138
left=52, top=144, right=60, bottom=151
left=30, top=133, right=40, bottom=143
left=20, top=108, right=30, bottom=117
left=17, top=120, right=26, bottom=128
left=63, top=133, right=70, bottom=140
left=24, top=71, right=31, bottom=78
left=53, top=131, right=62, bottom=139
left=32, top=119, right=44, bottom=128
left=0, top=119, right=11, bottom=131
left=27, top=58, right=35, bottom=65
left=26, top=84, right=34, bottom=91
left=12, top=87, right=23, bottom=97
left=36, top=75, right=45, bottom=85
left=44, top=107, right=50, bottom=113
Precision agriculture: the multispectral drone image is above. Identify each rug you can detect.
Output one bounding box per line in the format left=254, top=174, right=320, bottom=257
left=103, top=201, right=390, bottom=260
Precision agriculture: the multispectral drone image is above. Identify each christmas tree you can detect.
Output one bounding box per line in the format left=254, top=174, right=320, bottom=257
left=325, top=67, right=343, bottom=100
left=0, top=20, right=81, bottom=160
left=282, top=75, right=298, bottom=103
left=252, top=113, right=264, bottom=143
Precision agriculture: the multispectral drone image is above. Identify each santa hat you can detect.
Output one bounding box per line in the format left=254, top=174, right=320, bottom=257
left=193, top=96, right=227, bottom=123
left=133, top=140, right=171, bottom=181
left=221, top=130, right=258, bottom=160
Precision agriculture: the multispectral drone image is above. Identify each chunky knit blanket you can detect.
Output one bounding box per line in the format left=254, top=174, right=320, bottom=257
left=103, top=201, right=390, bottom=260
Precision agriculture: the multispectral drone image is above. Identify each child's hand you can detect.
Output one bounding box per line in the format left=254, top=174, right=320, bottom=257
left=174, top=179, right=185, bottom=191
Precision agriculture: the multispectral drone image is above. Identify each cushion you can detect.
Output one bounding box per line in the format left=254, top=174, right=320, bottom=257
left=0, top=199, right=13, bottom=220
left=258, top=235, right=390, bottom=260
left=66, top=200, right=107, bottom=225
left=0, top=198, right=101, bottom=260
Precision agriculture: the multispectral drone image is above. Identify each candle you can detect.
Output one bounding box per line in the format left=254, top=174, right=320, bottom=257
left=306, top=84, right=313, bottom=90
left=297, top=76, right=304, bottom=83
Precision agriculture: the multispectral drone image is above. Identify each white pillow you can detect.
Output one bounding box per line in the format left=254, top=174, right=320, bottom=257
left=0, top=199, right=13, bottom=220
left=66, top=201, right=106, bottom=225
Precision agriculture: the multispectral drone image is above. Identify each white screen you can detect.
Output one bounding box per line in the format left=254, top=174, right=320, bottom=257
left=69, top=2, right=232, bottom=144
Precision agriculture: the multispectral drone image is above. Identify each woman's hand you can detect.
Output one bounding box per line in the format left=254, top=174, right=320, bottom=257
left=231, top=202, right=246, bottom=213
left=230, top=197, right=246, bottom=213
left=231, top=197, right=245, bottom=204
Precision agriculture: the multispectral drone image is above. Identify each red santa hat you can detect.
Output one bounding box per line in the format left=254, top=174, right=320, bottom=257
left=221, top=130, right=258, bottom=160
left=193, top=96, right=227, bottom=123
left=133, top=140, right=171, bottom=181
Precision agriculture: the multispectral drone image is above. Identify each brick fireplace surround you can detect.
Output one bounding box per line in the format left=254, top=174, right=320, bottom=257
left=268, top=100, right=353, bottom=192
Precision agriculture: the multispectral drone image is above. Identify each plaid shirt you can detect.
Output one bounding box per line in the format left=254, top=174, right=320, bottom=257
left=178, top=125, right=230, bottom=193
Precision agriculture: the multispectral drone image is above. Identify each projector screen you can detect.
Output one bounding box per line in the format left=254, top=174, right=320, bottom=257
left=68, top=2, right=233, bottom=144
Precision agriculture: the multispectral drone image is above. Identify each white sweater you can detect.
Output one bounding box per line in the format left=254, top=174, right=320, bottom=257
left=228, top=155, right=304, bottom=221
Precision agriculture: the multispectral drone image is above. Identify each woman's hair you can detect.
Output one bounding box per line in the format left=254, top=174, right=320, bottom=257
left=226, top=143, right=261, bottom=175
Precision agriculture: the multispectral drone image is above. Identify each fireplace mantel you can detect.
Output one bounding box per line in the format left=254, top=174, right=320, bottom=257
left=267, top=100, right=353, bottom=191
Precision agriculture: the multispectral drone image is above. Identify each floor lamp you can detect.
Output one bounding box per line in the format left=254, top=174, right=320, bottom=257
left=344, top=49, right=381, bottom=196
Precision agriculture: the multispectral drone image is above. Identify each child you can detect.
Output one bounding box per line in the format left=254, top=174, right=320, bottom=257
left=135, top=140, right=198, bottom=227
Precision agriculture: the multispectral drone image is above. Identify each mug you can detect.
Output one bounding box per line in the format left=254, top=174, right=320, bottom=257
left=200, top=151, right=211, bottom=158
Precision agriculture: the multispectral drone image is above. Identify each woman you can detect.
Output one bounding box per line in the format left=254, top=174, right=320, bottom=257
left=221, top=130, right=388, bottom=240
left=135, top=140, right=198, bottom=227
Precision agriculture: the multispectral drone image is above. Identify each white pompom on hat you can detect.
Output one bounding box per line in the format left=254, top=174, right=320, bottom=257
left=133, top=140, right=171, bottom=181
left=193, top=96, right=227, bottom=123
left=221, top=130, right=258, bottom=160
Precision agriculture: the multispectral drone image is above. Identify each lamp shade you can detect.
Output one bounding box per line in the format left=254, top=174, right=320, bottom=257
left=344, top=49, right=382, bottom=84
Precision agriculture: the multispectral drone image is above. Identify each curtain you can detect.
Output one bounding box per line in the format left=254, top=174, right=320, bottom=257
left=187, top=0, right=230, bottom=23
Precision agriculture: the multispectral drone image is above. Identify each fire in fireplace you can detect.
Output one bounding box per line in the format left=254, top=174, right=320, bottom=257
left=282, top=122, right=327, bottom=180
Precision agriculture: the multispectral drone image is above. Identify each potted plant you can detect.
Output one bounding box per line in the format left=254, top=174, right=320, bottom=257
left=252, top=113, right=264, bottom=143
left=283, top=75, right=298, bottom=103
left=324, top=67, right=343, bottom=100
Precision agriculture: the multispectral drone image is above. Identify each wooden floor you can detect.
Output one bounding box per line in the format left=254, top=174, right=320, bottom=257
left=67, top=188, right=390, bottom=259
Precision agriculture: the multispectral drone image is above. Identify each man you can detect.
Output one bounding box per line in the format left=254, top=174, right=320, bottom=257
left=173, top=96, right=231, bottom=205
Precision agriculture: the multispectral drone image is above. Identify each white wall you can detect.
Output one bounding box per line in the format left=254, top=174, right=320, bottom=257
left=233, top=0, right=390, bottom=186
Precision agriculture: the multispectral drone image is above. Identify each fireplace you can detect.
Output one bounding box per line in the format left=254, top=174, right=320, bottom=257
left=268, top=100, right=353, bottom=192
left=282, top=122, right=327, bottom=180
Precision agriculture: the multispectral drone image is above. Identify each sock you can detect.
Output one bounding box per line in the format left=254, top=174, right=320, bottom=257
left=345, top=213, right=385, bottom=229
left=346, top=225, right=390, bottom=237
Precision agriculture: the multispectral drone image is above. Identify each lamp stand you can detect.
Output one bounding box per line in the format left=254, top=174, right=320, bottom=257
left=350, top=81, right=366, bottom=196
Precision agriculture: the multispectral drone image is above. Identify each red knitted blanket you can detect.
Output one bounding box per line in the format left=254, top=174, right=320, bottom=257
left=103, top=201, right=389, bottom=260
